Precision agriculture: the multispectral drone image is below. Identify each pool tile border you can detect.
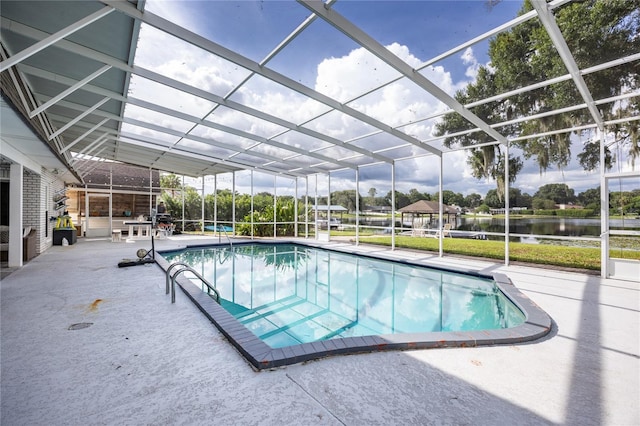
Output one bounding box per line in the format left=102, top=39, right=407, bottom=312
left=157, top=240, right=552, bottom=370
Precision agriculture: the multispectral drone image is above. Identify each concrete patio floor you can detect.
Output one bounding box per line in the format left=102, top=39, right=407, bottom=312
left=1, top=235, right=638, bottom=425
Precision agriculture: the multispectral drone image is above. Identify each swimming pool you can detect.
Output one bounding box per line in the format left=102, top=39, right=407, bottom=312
left=158, top=242, right=551, bottom=369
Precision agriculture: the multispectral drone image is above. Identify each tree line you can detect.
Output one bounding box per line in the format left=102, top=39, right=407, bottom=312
left=436, top=0, right=638, bottom=197
left=160, top=175, right=639, bottom=230
left=334, top=184, right=640, bottom=214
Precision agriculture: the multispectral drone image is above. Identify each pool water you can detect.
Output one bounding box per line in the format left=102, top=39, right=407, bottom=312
left=162, top=243, right=525, bottom=349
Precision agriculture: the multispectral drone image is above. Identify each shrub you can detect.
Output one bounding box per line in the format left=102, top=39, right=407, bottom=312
left=555, top=208, right=595, bottom=218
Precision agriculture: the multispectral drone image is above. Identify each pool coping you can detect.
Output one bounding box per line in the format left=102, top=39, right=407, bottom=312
left=156, top=240, right=552, bottom=370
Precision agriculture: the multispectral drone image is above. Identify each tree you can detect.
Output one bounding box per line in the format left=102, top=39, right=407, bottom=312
left=534, top=184, right=576, bottom=205
left=532, top=198, right=556, bottom=210
left=509, top=188, right=533, bottom=209
left=236, top=197, right=297, bottom=237
left=484, top=189, right=503, bottom=208
left=482, top=188, right=531, bottom=209
left=160, top=173, right=182, bottom=197
left=434, top=190, right=464, bottom=207
left=463, top=193, right=483, bottom=209
left=367, top=187, right=377, bottom=205
left=436, top=0, right=639, bottom=187
left=578, top=187, right=601, bottom=210
left=384, top=190, right=410, bottom=209
left=185, top=187, right=202, bottom=219
left=331, top=190, right=361, bottom=212
left=408, top=188, right=430, bottom=203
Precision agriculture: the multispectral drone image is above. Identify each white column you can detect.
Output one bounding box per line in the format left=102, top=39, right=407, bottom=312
left=391, top=162, right=396, bottom=250
left=294, top=178, right=299, bottom=238
left=109, top=166, right=114, bottom=234
left=8, top=163, right=23, bottom=267
left=305, top=176, right=309, bottom=238
left=438, top=154, right=443, bottom=257
left=355, top=167, right=360, bottom=246
left=250, top=171, right=254, bottom=240
left=504, top=143, right=510, bottom=266
left=327, top=173, right=331, bottom=238
left=273, top=175, right=277, bottom=238
left=214, top=174, right=218, bottom=231
left=181, top=175, right=185, bottom=232
left=599, top=127, right=608, bottom=278
left=314, top=174, right=318, bottom=240
left=201, top=177, right=205, bottom=235
left=84, top=186, right=89, bottom=236
left=232, top=172, right=236, bottom=235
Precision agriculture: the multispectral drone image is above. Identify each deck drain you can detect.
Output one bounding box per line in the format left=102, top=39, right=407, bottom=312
left=68, top=322, right=93, bottom=330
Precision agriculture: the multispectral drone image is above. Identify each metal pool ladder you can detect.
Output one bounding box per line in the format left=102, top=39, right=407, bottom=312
left=216, top=225, right=233, bottom=247
left=166, top=262, right=220, bottom=304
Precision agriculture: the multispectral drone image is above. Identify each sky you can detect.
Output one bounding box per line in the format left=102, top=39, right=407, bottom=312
left=129, top=0, right=636, bottom=199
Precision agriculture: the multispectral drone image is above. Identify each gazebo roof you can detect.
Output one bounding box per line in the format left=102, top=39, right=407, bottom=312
left=398, top=200, right=457, bottom=214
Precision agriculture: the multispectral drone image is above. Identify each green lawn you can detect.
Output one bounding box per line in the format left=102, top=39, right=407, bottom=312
left=195, top=228, right=639, bottom=271
left=358, top=235, right=640, bottom=271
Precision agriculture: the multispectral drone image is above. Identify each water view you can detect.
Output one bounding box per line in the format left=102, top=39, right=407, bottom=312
left=456, top=216, right=640, bottom=237
left=340, top=216, right=640, bottom=238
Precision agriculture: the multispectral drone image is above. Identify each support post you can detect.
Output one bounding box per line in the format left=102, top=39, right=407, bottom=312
left=355, top=167, right=360, bottom=246
left=438, top=154, right=443, bottom=257
left=391, top=162, right=396, bottom=250
left=8, top=164, right=23, bottom=267
left=505, top=142, right=510, bottom=266
left=599, top=127, right=608, bottom=278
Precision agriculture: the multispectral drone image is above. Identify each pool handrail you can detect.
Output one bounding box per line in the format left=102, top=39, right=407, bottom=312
left=217, top=225, right=233, bottom=246
left=166, top=262, right=220, bottom=304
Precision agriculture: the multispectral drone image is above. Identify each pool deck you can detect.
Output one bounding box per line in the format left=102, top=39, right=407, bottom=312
left=1, top=235, right=638, bottom=425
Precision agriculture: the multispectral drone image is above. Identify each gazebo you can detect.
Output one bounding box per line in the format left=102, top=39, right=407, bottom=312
left=398, top=200, right=458, bottom=230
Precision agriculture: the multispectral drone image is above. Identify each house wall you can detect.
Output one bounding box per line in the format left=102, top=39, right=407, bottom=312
left=66, top=189, right=157, bottom=221
left=23, top=171, right=40, bottom=252
left=34, top=169, right=65, bottom=255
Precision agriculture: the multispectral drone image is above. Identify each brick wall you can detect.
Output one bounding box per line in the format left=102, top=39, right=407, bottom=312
left=23, top=172, right=40, bottom=232
left=23, top=168, right=65, bottom=255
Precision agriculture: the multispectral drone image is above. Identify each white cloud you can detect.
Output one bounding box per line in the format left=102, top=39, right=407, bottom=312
left=129, top=22, right=617, bottom=199
left=461, top=47, right=481, bottom=80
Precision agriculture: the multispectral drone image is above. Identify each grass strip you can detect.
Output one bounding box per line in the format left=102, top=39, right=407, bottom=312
left=360, top=236, right=610, bottom=270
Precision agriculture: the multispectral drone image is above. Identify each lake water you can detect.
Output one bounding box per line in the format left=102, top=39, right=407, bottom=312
left=456, top=216, right=640, bottom=237
left=343, top=216, right=640, bottom=238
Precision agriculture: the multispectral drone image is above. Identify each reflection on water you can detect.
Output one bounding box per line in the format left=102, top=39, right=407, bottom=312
left=457, top=216, right=640, bottom=238
left=163, top=244, right=525, bottom=349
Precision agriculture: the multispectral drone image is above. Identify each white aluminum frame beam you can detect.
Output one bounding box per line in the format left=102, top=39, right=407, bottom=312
left=0, top=6, right=114, bottom=72
left=47, top=96, right=110, bottom=140
left=60, top=118, right=112, bottom=154
left=21, top=62, right=363, bottom=170
left=531, top=0, right=604, bottom=131
left=101, top=0, right=441, bottom=157
left=45, top=95, right=354, bottom=175
left=116, top=132, right=305, bottom=177
left=298, top=0, right=508, bottom=147
left=29, top=65, right=112, bottom=118
left=126, top=97, right=356, bottom=170
left=133, top=67, right=391, bottom=164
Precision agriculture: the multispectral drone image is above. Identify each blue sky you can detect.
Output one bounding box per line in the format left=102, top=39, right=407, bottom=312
left=136, top=1, right=630, bottom=199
